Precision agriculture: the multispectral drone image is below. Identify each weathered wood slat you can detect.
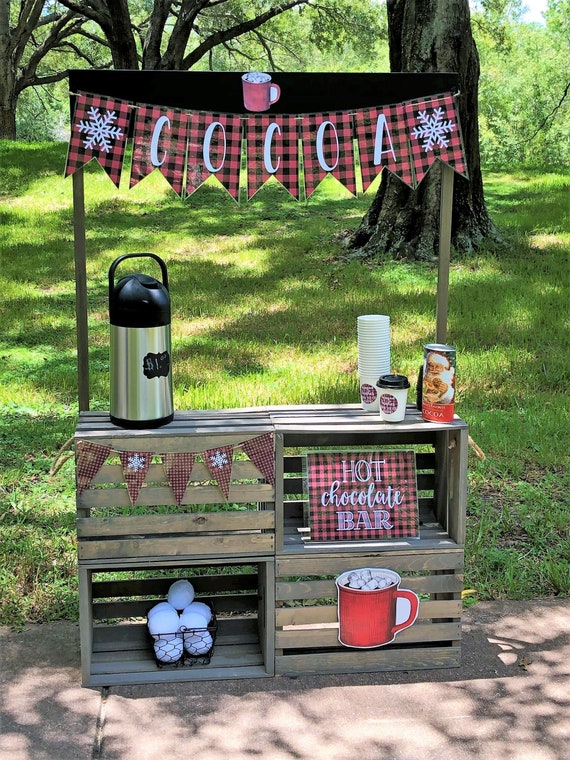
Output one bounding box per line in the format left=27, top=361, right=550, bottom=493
left=91, top=573, right=260, bottom=598
left=275, top=621, right=460, bottom=649
left=276, top=551, right=463, bottom=577
left=78, top=483, right=274, bottom=508
left=78, top=510, right=275, bottom=537
left=275, top=646, right=461, bottom=675
left=78, top=533, right=274, bottom=560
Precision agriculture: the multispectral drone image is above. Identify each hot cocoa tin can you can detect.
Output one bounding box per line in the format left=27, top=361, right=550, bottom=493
left=421, top=344, right=456, bottom=422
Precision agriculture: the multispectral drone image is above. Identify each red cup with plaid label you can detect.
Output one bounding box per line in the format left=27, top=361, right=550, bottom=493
left=242, top=72, right=281, bottom=112
left=377, top=374, right=410, bottom=422
left=336, top=568, right=419, bottom=648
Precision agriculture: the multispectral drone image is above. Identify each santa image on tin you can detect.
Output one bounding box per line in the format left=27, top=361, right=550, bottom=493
left=423, top=350, right=455, bottom=404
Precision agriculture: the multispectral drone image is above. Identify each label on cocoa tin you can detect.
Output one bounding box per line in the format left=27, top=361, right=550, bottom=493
left=422, top=344, right=456, bottom=422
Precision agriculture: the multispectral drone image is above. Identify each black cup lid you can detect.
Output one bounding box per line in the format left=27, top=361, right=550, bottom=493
left=377, top=374, right=410, bottom=389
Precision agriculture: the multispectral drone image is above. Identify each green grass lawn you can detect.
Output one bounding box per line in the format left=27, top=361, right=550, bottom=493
left=0, top=141, right=568, bottom=626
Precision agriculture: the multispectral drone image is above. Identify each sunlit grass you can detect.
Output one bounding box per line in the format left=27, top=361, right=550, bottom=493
left=0, top=141, right=569, bottom=623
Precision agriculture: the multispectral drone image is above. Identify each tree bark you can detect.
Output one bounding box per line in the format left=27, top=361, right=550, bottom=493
left=347, top=0, right=499, bottom=261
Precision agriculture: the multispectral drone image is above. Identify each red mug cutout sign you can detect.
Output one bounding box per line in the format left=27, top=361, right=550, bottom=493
left=336, top=568, right=419, bottom=648
left=242, top=72, right=281, bottom=112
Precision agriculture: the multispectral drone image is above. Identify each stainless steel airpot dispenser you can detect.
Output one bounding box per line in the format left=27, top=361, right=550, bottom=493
left=109, top=253, right=173, bottom=428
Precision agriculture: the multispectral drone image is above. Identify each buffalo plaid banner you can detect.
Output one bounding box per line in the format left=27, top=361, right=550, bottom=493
left=245, top=115, right=300, bottom=199
left=405, top=93, right=468, bottom=185
left=161, top=452, right=196, bottom=505
left=187, top=112, right=242, bottom=200
left=241, top=432, right=275, bottom=484
left=76, top=440, right=111, bottom=495
left=119, top=450, right=153, bottom=504
left=306, top=450, right=419, bottom=542
left=301, top=112, right=356, bottom=198
left=130, top=106, right=189, bottom=197
left=204, top=445, right=235, bottom=500
left=355, top=104, right=415, bottom=190
left=65, top=93, right=131, bottom=187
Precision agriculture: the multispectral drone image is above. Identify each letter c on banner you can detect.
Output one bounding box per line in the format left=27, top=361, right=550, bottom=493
left=203, top=121, right=226, bottom=173
left=264, top=122, right=281, bottom=174
left=316, top=120, right=339, bottom=171
left=150, top=115, right=171, bottom=167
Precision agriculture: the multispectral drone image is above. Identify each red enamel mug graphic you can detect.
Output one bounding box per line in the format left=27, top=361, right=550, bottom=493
left=242, top=72, right=281, bottom=112
left=336, top=568, right=419, bottom=648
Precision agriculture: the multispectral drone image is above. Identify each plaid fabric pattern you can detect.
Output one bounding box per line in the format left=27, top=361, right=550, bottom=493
left=245, top=115, right=300, bottom=200
left=76, top=441, right=111, bottom=495
left=354, top=104, right=415, bottom=191
left=161, top=452, right=196, bottom=505
left=119, top=450, right=153, bottom=504
left=130, top=106, right=189, bottom=197
left=203, top=445, right=234, bottom=500
left=65, top=93, right=131, bottom=187
left=405, top=92, right=468, bottom=185
left=301, top=112, right=356, bottom=198
left=241, top=433, right=275, bottom=485
left=186, top=112, right=242, bottom=200
left=307, top=450, right=419, bottom=541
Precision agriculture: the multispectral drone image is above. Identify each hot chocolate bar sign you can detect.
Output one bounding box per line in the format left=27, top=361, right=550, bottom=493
left=65, top=73, right=467, bottom=200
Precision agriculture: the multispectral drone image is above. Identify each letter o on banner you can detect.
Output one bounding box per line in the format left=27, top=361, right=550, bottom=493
left=316, top=120, right=339, bottom=171
left=203, top=121, right=227, bottom=173
left=264, top=122, right=281, bottom=174
left=150, top=115, right=171, bottom=167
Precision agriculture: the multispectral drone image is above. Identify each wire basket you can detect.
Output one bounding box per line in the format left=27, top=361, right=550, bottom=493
left=148, top=608, right=218, bottom=668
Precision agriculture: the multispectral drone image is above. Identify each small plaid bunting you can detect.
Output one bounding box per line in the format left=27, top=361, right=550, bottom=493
left=65, top=93, right=131, bottom=187
left=204, top=445, right=234, bottom=500
left=119, top=450, right=153, bottom=504
left=301, top=112, right=356, bottom=199
left=187, top=112, right=242, bottom=200
left=405, top=92, right=468, bottom=185
left=354, top=104, right=415, bottom=191
left=161, top=452, right=196, bottom=505
left=241, top=433, right=275, bottom=485
left=76, top=440, right=111, bottom=495
left=307, top=450, right=419, bottom=542
left=130, top=106, right=189, bottom=197
left=245, top=115, right=300, bottom=199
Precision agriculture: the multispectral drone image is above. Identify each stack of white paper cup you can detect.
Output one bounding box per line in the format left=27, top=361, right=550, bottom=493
left=357, top=314, right=391, bottom=411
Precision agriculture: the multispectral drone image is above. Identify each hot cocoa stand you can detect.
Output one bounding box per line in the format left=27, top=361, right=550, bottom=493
left=67, top=70, right=468, bottom=686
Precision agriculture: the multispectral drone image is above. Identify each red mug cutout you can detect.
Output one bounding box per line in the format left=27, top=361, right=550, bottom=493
left=336, top=568, right=419, bottom=648
left=242, top=72, right=281, bottom=112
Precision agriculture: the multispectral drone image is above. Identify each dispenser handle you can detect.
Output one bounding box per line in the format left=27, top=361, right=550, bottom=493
left=109, top=253, right=169, bottom=298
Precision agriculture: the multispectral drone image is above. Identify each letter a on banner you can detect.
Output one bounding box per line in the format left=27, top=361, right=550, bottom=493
left=130, top=106, right=189, bottom=197
left=354, top=104, right=415, bottom=190
left=301, top=113, right=356, bottom=198
left=245, top=115, right=300, bottom=199
left=186, top=112, right=242, bottom=200
left=404, top=92, right=468, bottom=185
left=65, top=93, right=131, bottom=187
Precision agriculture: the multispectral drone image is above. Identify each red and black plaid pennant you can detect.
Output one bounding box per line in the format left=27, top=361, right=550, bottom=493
left=161, top=452, right=196, bottom=506
left=203, top=445, right=234, bottom=500
left=186, top=112, right=242, bottom=200
left=65, top=93, right=131, bottom=187
left=130, top=106, right=189, bottom=197
left=405, top=92, right=468, bottom=185
left=300, top=112, right=356, bottom=198
left=241, top=432, right=275, bottom=485
left=307, top=450, right=419, bottom=542
left=76, top=440, right=111, bottom=495
left=354, top=104, right=415, bottom=191
left=245, top=115, right=300, bottom=199
left=118, top=450, right=152, bottom=504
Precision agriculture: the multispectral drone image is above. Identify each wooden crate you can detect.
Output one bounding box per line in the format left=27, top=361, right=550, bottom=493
left=270, top=405, right=468, bottom=553
left=75, top=411, right=276, bottom=563
left=275, top=550, right=463, bottom=675
left=79, top=558, right=275, bottom=686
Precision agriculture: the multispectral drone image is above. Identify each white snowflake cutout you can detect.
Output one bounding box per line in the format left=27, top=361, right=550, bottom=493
left=78, top=106, right=124, bottom=152
left=412, top=106, right=456, bottom=152
left=209, top=450, right=229, bottom=469
left=127, top=453, right=146, bottom=473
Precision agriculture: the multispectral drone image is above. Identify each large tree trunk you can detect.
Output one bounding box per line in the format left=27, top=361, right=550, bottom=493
left=347, top=0, right=499, bottom=261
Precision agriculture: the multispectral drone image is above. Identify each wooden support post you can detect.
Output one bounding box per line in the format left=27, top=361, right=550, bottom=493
left=436, top=163, right=454, bottom=344
left=72, top=169, right=90, bottom=411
